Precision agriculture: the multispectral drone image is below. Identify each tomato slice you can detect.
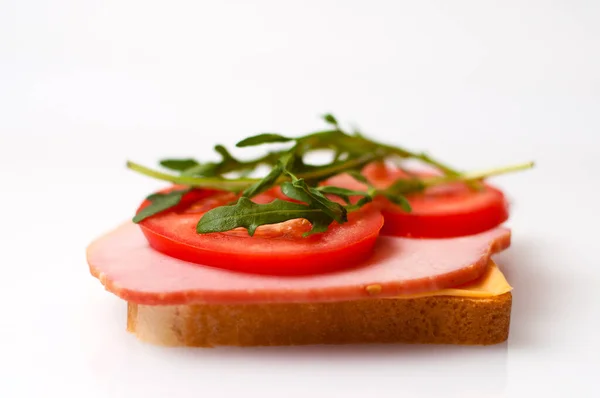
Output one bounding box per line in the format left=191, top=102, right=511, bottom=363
left=324, top=162, right=509, bottom=238
left=136, top=187, right=384, bottom=276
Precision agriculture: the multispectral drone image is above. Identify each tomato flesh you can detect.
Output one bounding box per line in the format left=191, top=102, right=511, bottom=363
left=136, top=187, right=384, bottom=275
left=324, top=162, right=509, bottom=238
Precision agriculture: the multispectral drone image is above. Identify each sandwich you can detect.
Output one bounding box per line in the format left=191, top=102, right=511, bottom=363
left=87, top=114, right=533, bottom=347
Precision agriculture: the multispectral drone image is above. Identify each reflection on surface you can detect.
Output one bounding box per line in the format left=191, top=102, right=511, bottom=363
left=162, top=342, right=508, bottom=396
left=84, top=292, right=509, bottom=397
left=495, top=238, right=550, bottom=348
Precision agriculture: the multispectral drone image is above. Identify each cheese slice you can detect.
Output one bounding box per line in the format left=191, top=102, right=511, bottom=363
left=393, top=260, right=512, bottom=299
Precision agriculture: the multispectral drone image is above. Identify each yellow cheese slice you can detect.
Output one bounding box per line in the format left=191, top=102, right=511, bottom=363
left=393, top=260, right=512, bottom=299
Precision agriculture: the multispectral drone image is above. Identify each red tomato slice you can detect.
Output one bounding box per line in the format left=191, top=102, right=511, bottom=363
left=324, top=162, right=509, bottom=238
left=136, top=187, right=384, bottom=276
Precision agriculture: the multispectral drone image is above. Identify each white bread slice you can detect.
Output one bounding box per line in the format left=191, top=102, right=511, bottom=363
left=127, top=292, right=511, bottom=347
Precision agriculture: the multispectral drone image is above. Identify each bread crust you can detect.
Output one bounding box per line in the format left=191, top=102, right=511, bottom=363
left=127, top=293, right=511, bottom=347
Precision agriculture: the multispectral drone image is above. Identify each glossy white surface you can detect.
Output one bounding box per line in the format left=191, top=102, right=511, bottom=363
left=1, top=1, right=599, bottom=397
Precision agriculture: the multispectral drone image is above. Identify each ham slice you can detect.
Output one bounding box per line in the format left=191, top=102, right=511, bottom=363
left=87, top=223, right=510, bottom=305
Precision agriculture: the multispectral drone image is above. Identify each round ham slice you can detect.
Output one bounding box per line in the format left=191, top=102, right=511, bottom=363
left=87, top=223, right=510, bottom=305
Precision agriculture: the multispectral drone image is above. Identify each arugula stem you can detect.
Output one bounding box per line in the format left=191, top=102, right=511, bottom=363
left=126, top=161, right=257, bottom=191
left=412, top=152, right=461, bottom=176
left=129, top=115, right=534, bottom=232
left=130, top=157, right=533, bottom=195
left=221, top=151, right=285, bottom=175
left=365, top=138, right=488, bottom=190
left=375, top=144, right=458, bottom=175
left=424, top=161, right=535, bottom=187
left=295, top=152, right=382, bottom=181
left=129, top=151, right=383, bottom=193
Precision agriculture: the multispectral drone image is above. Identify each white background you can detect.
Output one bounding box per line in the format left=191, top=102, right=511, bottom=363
left=1, top=1, right=599, bottom=397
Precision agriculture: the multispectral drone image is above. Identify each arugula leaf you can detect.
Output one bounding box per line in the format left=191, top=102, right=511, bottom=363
left=377, top=178, right=425, bottom=212
left=297, top=154, right=380, bottom=186
left=382, top=193, right=412, bottom=212
left=316, top=186, right=374, bottom=212
left=236, top=133, right=294, bottom=148
left=296, top=130, right=347, bottom=150
left=132, top=188, right=191, bottom=223
left=181, top=145, right=239, bottom=177
left=317, top=186, right=371, bottom=205
left=181, top=145, right=273, bottom=178
left=385, top=178, right=426, bottom=195
left=283, top=171, right=347, bottom=220
left=346, top=170, right=369, bottom=184
left=241, top=152, right=296, bottom=198
left=160, top=159, right=200, bottom=171
left=354, top=195, right=374, bottom=209
left=181, top=162, right=220, bottom=177
left=322, top=113, right=339, bottom=127
left=197, top=197, right=334, bottom=236
left=242, top=162, right=284, bottom=198
left=280, top=179, right=347, bottom=224
left=128, top=114, right=535, bottom=237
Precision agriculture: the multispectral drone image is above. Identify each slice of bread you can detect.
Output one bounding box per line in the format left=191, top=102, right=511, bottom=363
left=127, top=292, right=511, bottom=347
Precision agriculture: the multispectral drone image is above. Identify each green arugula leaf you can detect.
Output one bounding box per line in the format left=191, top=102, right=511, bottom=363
left=296, top=130, right=347, bottom=150
left=197, top=197, right=334, bottom=236
left=181, top=145, right=266, bottom=178
left=377, top=178, right=425, bottom=212
left=160, top=159, right=200, bottom=171
left=181, top=162, right=220, bottom=177
left=385, top=178, right=426, bottom=195
left=382, top=193, right=412, bottom=212
left=281, top=176, right=347, bottom=223
left=132, top=188, right=191, bottom=223
left=236, top=133, right=294, bottom=148
left=346, top=170, right=369, bottom=184
left=128, top=114, right=535, bottom=237
left=322, top=113, right=339, bottom=127
left=241, top=152, right=296, bottom=198
left=214, top=144, right=233, bottom=159
left=297, top=154, right=380, bottom=186
left=354, top=195, right=373, bottom=208
left=181, top=145, right=240, bottom=177
left=242, top=162, right=284, bottom=198
left=317, top=186, right=371, bottom=205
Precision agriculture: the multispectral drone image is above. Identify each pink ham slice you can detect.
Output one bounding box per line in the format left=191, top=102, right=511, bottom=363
left=87, top=223, right=510, bottom=305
